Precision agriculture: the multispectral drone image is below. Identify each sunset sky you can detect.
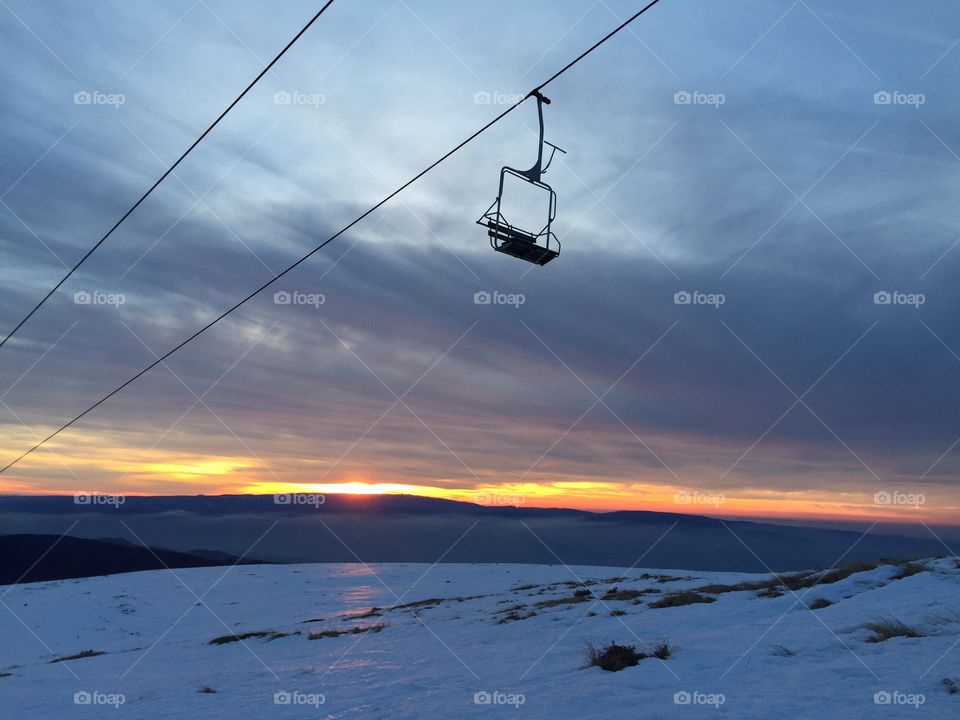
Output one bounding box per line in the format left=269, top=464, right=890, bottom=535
left=1, top=0, right=959, bottom=526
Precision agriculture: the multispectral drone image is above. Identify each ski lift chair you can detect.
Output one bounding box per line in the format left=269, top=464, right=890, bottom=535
left=478, top=90, right=566, bottom=266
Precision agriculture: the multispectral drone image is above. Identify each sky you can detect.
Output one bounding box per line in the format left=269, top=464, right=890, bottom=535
left=1, top=0, right=959, bottom=526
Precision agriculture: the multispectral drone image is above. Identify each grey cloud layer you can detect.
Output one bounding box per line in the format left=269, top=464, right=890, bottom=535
left=2, top=0, right=959, bottom=498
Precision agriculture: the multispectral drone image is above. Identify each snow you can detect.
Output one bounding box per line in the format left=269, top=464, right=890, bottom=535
left=1, top=559, right=959, bottom=718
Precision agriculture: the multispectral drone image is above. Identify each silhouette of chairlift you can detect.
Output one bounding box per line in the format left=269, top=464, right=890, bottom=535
left=478, top=90, right=566, bottom=266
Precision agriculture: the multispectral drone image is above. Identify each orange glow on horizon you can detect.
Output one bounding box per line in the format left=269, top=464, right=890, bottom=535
left=0, top=475, right=952, bottom=525
left=225, top=480, right=956, bottom=525
left=0, top=428, right=953, bottom=526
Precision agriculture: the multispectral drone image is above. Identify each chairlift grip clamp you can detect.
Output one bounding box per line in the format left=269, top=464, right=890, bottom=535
left=526, top=88, right=551, bottom=105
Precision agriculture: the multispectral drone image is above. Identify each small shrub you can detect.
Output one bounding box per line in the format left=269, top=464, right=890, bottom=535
left=942, top=677, right=959, bottom=695
left=390, top=598, right=443, bottom=611
left=695, top=562, right=878, bottom=599
left=656, top=575, right=682, bottom=583
left=451, top=594, right=486, bottom=602
left=696, top=583, right=743, bottom=594
left=574, top=589, right=592, bottom=598
left=650, top=591, right=715, bottom=609
left=809, top=598, right=833, bottom=610
left=815, top=562, right=879, bottom=586
left=209, top=630, right=274, bottom=645
left=308, top=630, right=342, bottom=639
left=198, top=687, right=216, bottom=694
left=308, top=623, right=387, bottom=640
left=347, top=607, right=382, bottom=619
left=49, top=650, right=104, bottom=663
left=610, top=609, right=626, bottom=617
left=586, top=642, right=645, bottom=672
left=863, top=617, right=924, bottom=643
left=891, top=562, right=926, bottom=581
left=535, top=594, right=591, bottom=609
left=650, top=641, right=673, bottom=660
left=771, top=645, right=795, bottom=657
left=603, top=588, right=647, bottom=601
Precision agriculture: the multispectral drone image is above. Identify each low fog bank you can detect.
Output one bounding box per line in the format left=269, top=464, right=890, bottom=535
left=0, top=495, right=952, bottom=572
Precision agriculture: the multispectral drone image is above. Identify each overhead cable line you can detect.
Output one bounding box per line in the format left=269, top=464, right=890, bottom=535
left=0, top=0, right=665, bottom=474
left=0, top=0, right=337, bottom=352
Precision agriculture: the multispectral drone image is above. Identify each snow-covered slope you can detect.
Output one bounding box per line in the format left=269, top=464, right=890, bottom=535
left=2, top=559, right=959, bottom=718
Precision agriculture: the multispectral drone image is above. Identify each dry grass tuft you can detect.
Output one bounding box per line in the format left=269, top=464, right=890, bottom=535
left=863, top=617, right=924, bottom=643
left=308, top=623, right=387, bottom=640
left=49, top=650, right=104, bottom=663
left=649, top=591, right=716, bottom=609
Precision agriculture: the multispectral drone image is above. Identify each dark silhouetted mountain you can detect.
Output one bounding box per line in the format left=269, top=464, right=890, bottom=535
left=0, top=534, right=259, bottom=585
left=0, top=493, right=586, bottom=517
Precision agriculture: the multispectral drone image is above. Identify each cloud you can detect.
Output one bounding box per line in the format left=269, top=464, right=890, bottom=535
left=2, top=0, right=960, bottom=517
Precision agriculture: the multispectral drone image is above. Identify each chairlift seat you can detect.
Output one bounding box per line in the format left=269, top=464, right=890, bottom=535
left=485, top=221, right=559, bottom=266
left=476, top=90, right=566, bottom=267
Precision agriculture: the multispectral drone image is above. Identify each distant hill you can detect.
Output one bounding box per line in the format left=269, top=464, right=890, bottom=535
left=0, top=534, right=259, bottom=585
left=0, top=494, right=953, bottom=573
left=0, top=493, right=586, bottom=517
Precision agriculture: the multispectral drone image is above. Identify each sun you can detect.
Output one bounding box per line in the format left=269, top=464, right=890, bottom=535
left=236, top=480, right=452, bottom=498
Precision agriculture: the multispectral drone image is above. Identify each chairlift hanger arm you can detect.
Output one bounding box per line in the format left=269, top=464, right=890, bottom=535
left=517, top=89, right=561, bottom=182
